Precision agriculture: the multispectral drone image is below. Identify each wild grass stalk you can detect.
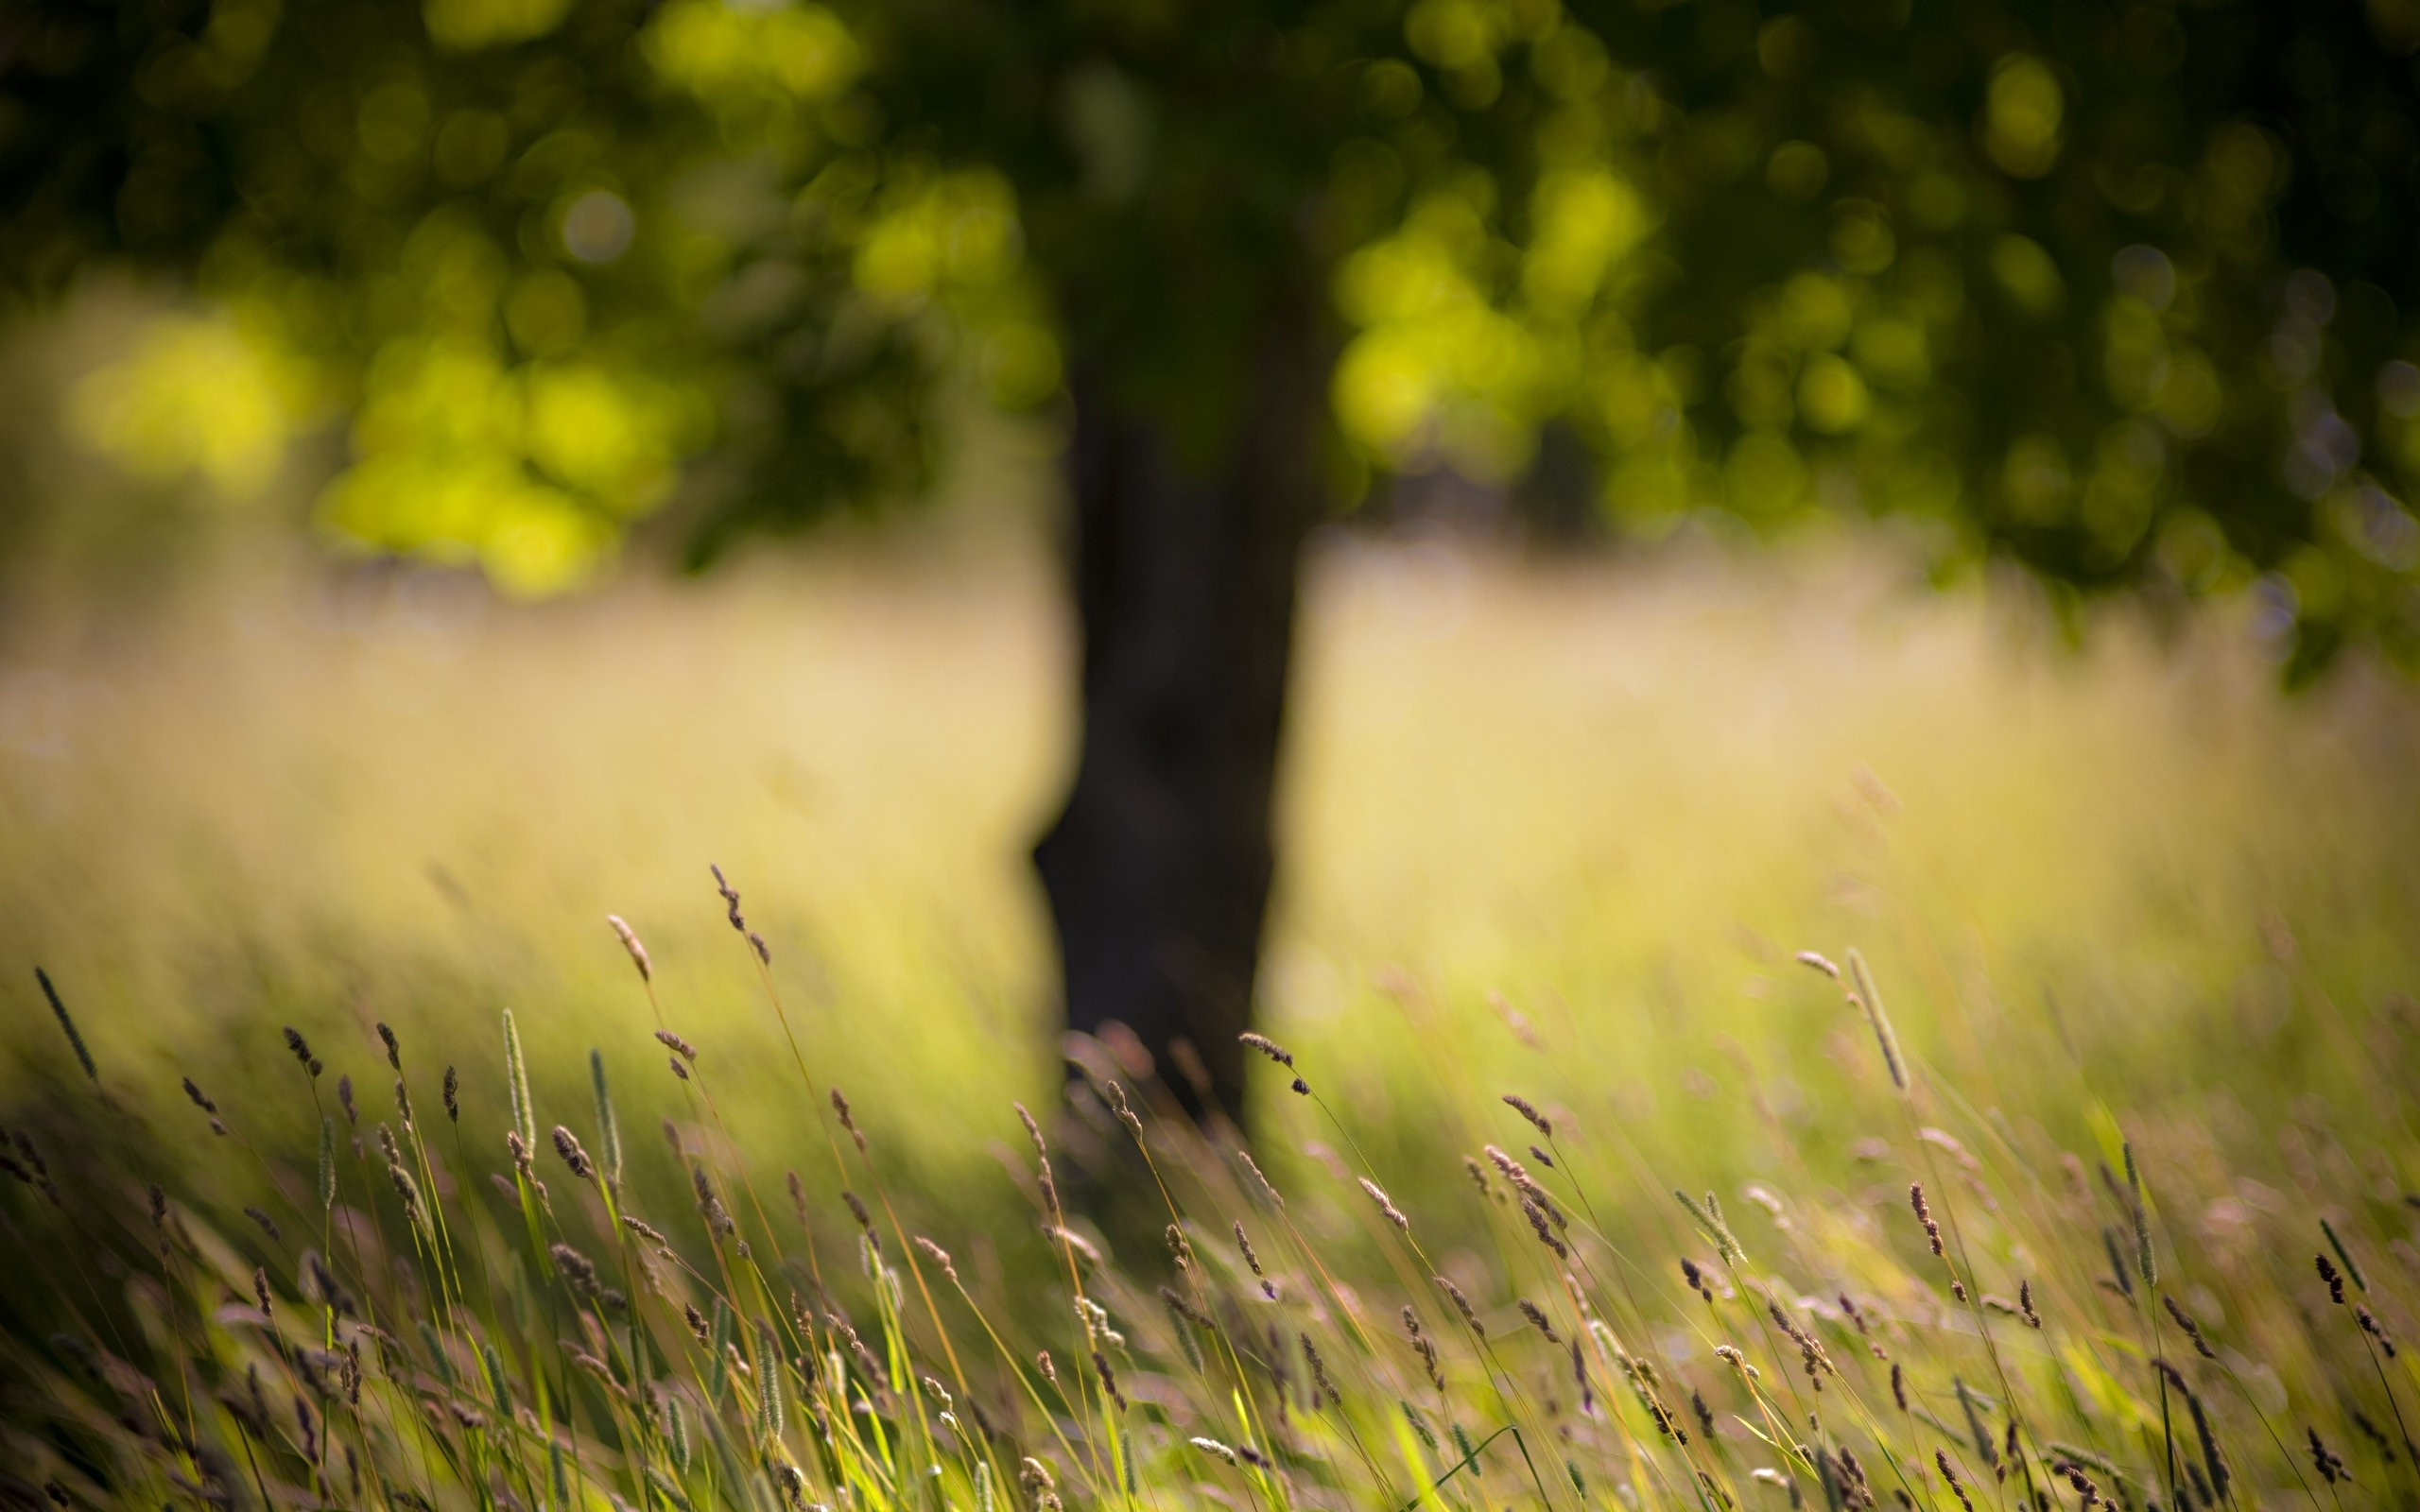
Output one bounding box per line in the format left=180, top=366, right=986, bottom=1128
left=4, top=906, right=2415, bottom=1512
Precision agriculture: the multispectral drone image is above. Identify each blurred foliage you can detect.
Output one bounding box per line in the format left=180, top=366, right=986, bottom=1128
left=5, top=0, right=2420, bottom=671
left=62, top=310, right=301, bottom=498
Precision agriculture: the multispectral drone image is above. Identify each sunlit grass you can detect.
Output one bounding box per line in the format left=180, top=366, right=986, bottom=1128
left=4, top=537, right=2416, bottom=1187
left=2, top=534, right=2417, bottom=1507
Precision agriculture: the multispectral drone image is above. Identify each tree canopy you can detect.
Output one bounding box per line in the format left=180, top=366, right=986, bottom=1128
left=9, top=0, right=2420, bottom=674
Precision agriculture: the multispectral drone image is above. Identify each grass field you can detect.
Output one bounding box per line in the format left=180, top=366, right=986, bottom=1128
left=3, top=534, right=2418, bottom=1510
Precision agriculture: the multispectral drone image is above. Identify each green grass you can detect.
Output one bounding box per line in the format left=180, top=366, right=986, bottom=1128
left=3, top=538, right=2419, bottom=1508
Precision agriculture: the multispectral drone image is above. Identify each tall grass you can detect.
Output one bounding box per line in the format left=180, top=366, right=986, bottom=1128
left=6, top=884, right=2418, bottom=1511
left=4, top=542, right=2418, bottom=1508
left=6, top=543, right=2416, bottom=1200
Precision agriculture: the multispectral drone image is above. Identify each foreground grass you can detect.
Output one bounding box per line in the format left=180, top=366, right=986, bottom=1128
left=5, top=902, right=2418, bottom=1512
left=3, top=540, right=2419, bottom=1507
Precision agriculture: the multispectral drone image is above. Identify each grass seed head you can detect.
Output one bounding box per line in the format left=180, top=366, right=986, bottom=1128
left=2187, top=1385, right=2229, bottom=1499
left=2317, top=1252, right=2346, bottom=1304
left=36, top=969, right=95, bottom=1083
left=502, top=1009, right=534, bottom=1150
left=1299, top=1332, right=1340, bottom=1407
left=1523, top=1196, right=1569, bottom=1260
left=1435, top=1275, right=1484, bottom=1336
left=1502, top=1093, right=1551, bottom=1137
left=283, top=1026, right=320, bottom=1077
left=606, top=914, right=651, bottom=982
left=549, top=1241, right=599, bottom=1297
left=1674, top=1188, right=1744, bottom=1264
left=1955, top=1378, right=1997, bottom=1469
left=622, top=1214, right=668, bottom=1245
left=1517, top=1298, right=1560, bottom=1344
left=1934, top=1451, right=1976, bottom=1512
left=1910, top=1182, right=1945, bottom=1256
left=1104, top=1078, right=1144, bottom=1137
left=2358, top=1304, right=2396, bottom=1356
left=1034, top=1154, right=1063, bottom=1224
left=1237, top=1032, right=1293, bottom=1068
left=1236, top=1148, right=1284, bottom=1208
left=1402, top=1306, right=1444, bottom=1389
left=711, top=863, right=745, bottom=933
left=2308, top=1426, right=2351, bottom=1484
left=2129, top=1186, right=2157, bottom=1286
left=1359, top=1177, right=1410, bottom=1232
left=2162, top=1294, right=2211, bottom=1355
left=317, top=1117, right=335, bottom=1209
left=1682, top=1257, right=1711, bottom=1300
left=1234, top=1222, right=1274, bottom=1298
left=1845, top=948, right=1908, bottom=1091
left=551, top=1125, right=592, bottom=1178
left=2321, top=1216, right=2370, bottom=1294
left=2098, top=1227, right=2135, bottom=1297
left=589, top=1050, right=622, bottom=1182
left=915, top=1235, right=959, bottom=1284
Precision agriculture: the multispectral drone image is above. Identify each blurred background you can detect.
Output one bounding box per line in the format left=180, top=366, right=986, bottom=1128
left=4, top=0, right=2420, bottom=1207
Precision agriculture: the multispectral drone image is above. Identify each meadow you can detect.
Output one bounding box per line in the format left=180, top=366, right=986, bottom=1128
left=3, top=533, right=2418, bottom=1510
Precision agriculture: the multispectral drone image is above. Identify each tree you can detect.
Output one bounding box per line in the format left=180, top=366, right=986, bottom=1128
left=7, top=0, right=2420, bottom=1122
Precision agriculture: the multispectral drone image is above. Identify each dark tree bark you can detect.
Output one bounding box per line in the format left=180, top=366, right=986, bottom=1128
left=1033, top=307, right=1325, bottom=1127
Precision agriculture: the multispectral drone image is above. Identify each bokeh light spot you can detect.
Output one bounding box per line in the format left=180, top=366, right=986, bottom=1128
left=1984, top=55, right=2064, bottom=179
left=561, top=190, right=635, bottom=265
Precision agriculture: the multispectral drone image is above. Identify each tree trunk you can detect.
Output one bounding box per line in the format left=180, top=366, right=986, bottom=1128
left=1033, top=307, right=1324, bottom=1128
